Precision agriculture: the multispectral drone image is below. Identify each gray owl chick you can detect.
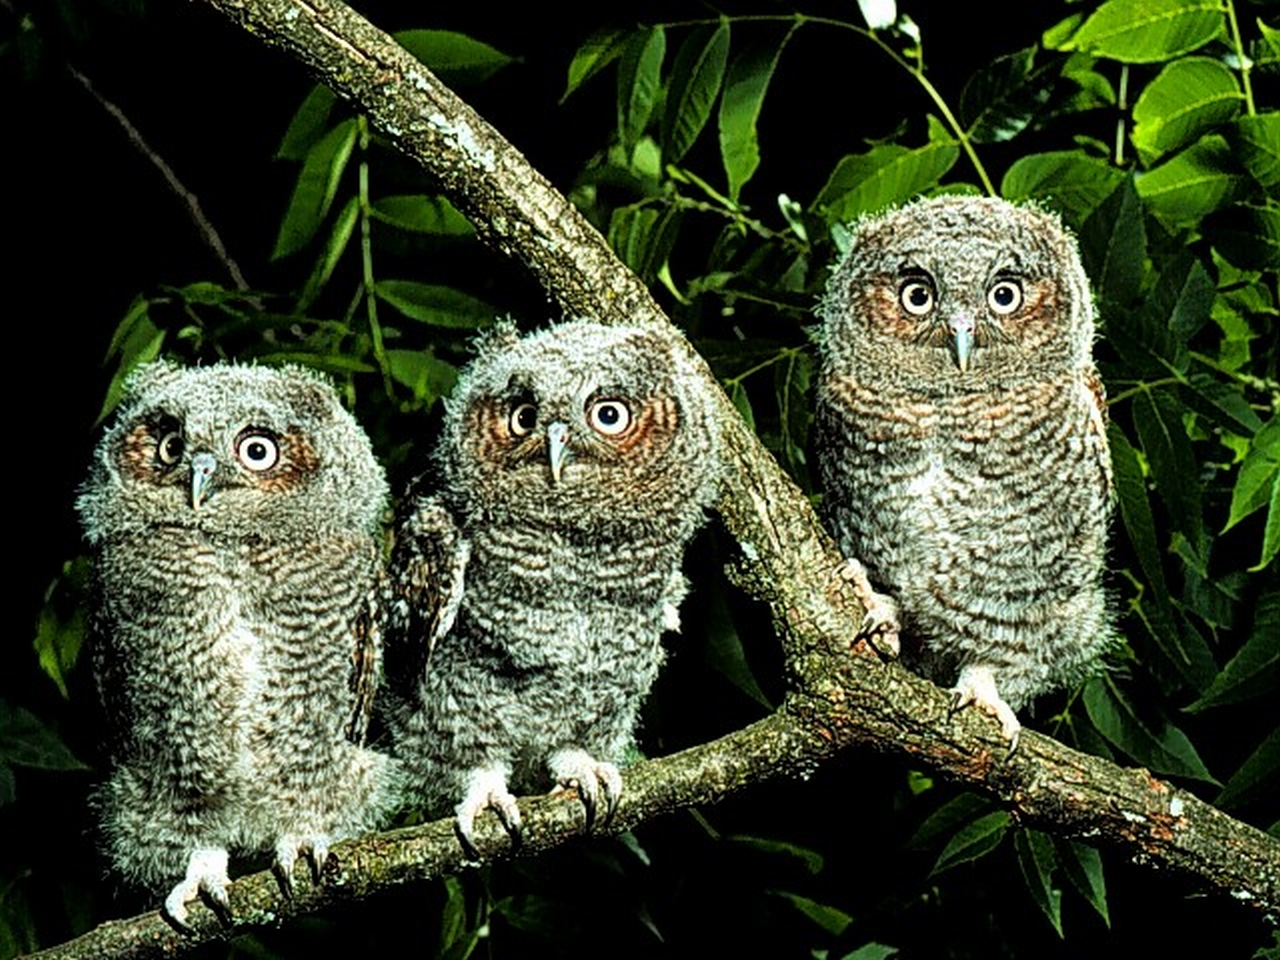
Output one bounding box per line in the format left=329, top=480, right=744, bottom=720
left=386, top=319, right=721, bottom=853
left=77, top=361, right=399, bottom=926
left=815, top=196, right=1113, bottom=746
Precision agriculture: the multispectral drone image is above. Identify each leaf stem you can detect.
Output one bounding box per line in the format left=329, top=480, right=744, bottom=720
left=357, top=116, right=394, bottom=398
left=1223, top=0, right=1257, bottom=116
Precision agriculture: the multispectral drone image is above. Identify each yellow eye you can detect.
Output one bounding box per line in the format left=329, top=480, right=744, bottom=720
left=156, top=430, right=185, bottom=467
left=509, top=403, right=538, bottom=437
left=236, top=433, right=280, bottom=472
left=988, top=279, right=1023, bottom=315
left=899, top=280, right=935, bottom=316
left=588, top=399, right=632, bottom=436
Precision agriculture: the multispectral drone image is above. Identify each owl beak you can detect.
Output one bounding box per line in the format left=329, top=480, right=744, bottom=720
left=547, top=421, right=571, bottom=483
left=949, top=313, right=976, bottom=373
left=190, top=452, right=218, bottom=509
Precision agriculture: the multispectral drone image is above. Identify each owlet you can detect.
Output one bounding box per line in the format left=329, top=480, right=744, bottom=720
left=385, top=320, right=721, bottom=853
left=77, top=361, right=399, bottom=926
left=815, top=195, right=1113, bottom=745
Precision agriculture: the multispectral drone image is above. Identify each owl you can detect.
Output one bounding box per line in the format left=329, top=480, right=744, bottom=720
left=385, top=319, right=721, bottom=854
left=815, top=195, right=1113, bottom=746
left=77, top=361, right=400, bottom=927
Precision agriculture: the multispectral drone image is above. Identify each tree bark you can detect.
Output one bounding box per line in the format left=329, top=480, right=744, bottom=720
left=24, top=0, right=1279, bottom=956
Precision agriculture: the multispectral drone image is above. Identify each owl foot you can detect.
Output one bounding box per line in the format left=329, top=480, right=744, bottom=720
left=950, top=665, right=1021, bottom=751
left=549, top=748, right=622, bottom=833
left=455, top=766, right=522, bottom=860
left=162, top=847, right=232, bottom=933
left=272, top=834, right=331, bottom=898
left=836, top=559, right=901, bottom=660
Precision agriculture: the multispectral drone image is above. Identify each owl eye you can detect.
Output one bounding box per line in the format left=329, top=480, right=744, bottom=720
left=987, top=279, right=1023, bottom=315
left=587, top=399, right=632, bottom=436
left=236, top=432, right=280, bottom=472
left=899, top=280, right=935, bottom=316
left=156, top=431, right=185, bottom=467
left=509, top=403, right=538, bottom=437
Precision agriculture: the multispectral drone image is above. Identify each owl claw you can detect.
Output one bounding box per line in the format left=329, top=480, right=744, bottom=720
left=550, top=749, right=622, bottom=833
left=950, top=665, right=1021, bottom=751
left=273, top=834, right=331, bottom=897
left=455, top=766, right=522, bottom=860
left=836, top=559, right=901, bottom=659
left=163, top=847, right=232, bottom=933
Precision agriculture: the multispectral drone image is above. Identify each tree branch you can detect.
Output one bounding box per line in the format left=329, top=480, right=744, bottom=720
left=27, top=0, right=1278, bottom=955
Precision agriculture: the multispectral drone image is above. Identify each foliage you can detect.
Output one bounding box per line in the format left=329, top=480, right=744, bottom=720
left=1, top=0, right=1276, bottom=956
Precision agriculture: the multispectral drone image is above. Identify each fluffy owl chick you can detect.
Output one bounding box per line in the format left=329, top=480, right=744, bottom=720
left=386, top=320, right=721, bottom=854
left=77, top=361, right=399, bottom=927
left=815, top=196, right=1112, bottom=746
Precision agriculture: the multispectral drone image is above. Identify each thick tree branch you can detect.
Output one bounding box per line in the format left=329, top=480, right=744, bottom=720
left=26, top=0, right=1278, bottom=955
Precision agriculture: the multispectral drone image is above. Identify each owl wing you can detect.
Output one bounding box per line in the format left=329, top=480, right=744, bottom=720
left=1084, top=364, right=1115, bottom=500
left=386, top=493, right=469, bottom=687
left=346, top=579, right=382, bottom=745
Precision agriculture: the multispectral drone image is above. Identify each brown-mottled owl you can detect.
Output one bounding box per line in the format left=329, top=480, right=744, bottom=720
left=77, top=361, right=400, bottom=927
left=815, top=195, right=1113, bottom=745
left=385, top=319, right=721, bottom=854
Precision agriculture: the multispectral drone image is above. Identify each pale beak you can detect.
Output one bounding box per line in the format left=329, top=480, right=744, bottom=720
left=547, top=422, right=570, bottom=483
left=949, top=313, right=975, bottom=373
left=191, top=452, right=217, bottom=509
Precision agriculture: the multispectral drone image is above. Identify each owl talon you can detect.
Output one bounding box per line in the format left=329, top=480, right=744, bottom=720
left=163, top=847, right=231, bottom=932
left=455, top=766, right=522, bottom=859
left=836, top=559, right=901, bottom=659
left=550, top=749, right=622, bottom=834
left=951, top=665, right=1021, bottom=750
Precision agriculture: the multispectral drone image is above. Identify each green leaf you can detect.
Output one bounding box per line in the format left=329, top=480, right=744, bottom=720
left=0, top=700, right=87, bottom=772
left=931, top=811, right=1011, bottom=875
left=840, top=945, right=899, bottom=960
left=98, top=298, right=165, bottom=424
left=1214, top=726, right=1280, bottom=812
left=719, top=32, right=787, bottom=202
left=771, top=892, right=853, bottom=936
left=1081, top=178, right=1147, bottom=310
left=906, top=793, right=994, bottom=851
left=276, top=84, right=338, bottom=161
left=1057, top=839, right=1110, bottom=926
left=1187, top=586, right=1279, bottom=712
left=298, top=195, right=358, bottom=312
left=1000, top=151, right=1125, bottom=225
left=960, top=47, right=1051, bottom=144
left=608, top=203, right=682, bottom=283
left=1132, top=387, right=1204, bottom=546
left=617, top=27, right=665, bottom=156
left=663, top=21, right=730, bottom=165
left=1057, top=0, right=1224, bottom=63
left=385, top=350, right=458, bottom=408
left=701, top=572, right=772, bottom=709
left=1131, top=58, right=1243, bottom=167
left=1205, top=202, right=1280, bottom=272
left=727, top=835, right=823, bottom=874
left=563, top=28, right=630, bottom=102
left=32, top=558, right=91, bottom=700
left=374, top=281, right=499, bottom=328
left=1135, top=134, right=1246, bottom=227
left=1082, top=675, right=1218, bottom=783
left=272, top=117, right=358, bottom=261
left=1227, top=112, right=1280, bottom=190
left=1182, top=372, right=1263, bottom=436
left=395, top=29, right=514, bottom=86
left=815, top=141, right=959, bottom=224
left=1223, top=417, right=1280, bottom=535
left=1014, top=829, right=1063, bottom=937
left=371, top=195, right=474, bottom=236
left=1109, top=424, right=1212, bottom=689
left=727, top=380, right=756, bottom=433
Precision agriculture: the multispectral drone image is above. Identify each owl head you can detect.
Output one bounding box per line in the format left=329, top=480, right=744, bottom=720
left=78, top=361, right=388, bottom=543
left=820, top=196, right=1095, bottom=390
left=437, top=320, right=720, bottom=533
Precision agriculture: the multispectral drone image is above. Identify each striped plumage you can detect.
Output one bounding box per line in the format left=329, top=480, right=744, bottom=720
left=77, top=361, right=399, bottom=925
left=815, top=196, right=1113, bottom=744
left=386, top=320, right=720, bottom=851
